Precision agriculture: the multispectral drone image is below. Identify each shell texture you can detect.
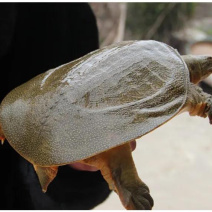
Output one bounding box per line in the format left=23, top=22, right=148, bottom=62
left=0, top=40, right=189, bottom=166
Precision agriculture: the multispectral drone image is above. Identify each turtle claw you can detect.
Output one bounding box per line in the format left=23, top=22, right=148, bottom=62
left=120, top=182, right=154, bottom=210
left=0, top=125, right=5, bottom=145
left=131, top=192, right=153, bottom=210
left=1, top=140, right=4, bottom=145
left=128, top=186, right=153, bottom=210
left=0, top=138, right=5, bottom=145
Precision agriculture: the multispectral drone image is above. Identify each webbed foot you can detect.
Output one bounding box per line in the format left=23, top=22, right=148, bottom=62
left=128, top=184, right=153, bottom=210
left=115, top=178, right=154, bottom=210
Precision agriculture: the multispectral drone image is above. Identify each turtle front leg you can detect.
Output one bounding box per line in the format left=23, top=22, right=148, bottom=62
left=183, top=83, right=212, bottom=123
left=82, top=142, right=154, bottom=210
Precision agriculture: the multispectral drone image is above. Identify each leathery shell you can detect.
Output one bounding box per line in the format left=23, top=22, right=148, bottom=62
left=0, top=40, right=189, bottom=166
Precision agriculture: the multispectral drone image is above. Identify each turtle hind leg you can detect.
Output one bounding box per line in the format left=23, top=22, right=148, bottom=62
left=33, top=165, right=58, bottom=192
left=183, top=83, right=212, bottom=124
left=82, top=142, right=154, bottom=210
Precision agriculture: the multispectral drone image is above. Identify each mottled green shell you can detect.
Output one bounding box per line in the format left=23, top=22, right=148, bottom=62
left=0, top=40, right=189, bottom=166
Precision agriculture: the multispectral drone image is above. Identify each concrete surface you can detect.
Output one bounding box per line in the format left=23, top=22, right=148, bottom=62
left=94, top=113, right=212, bottom=210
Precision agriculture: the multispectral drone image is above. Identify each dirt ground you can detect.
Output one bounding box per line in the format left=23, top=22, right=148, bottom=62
left=94, top=113, right=212, bottom=210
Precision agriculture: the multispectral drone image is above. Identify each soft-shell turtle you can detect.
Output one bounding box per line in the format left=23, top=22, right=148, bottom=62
left=0, top=40, right=212, bottom=210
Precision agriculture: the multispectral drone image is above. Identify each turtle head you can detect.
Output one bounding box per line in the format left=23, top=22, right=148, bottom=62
left=182, top=55, right=212, bottom=84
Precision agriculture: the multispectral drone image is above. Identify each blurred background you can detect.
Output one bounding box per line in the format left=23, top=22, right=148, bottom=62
left=89, top=2, right=212, bottom=210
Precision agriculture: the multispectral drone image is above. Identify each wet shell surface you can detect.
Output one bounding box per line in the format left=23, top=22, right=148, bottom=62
left=0, top=40, right=189, bottom=166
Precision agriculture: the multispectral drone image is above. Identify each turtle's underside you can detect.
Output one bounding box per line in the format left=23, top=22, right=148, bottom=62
left=0, top=40, right=212, bottom=210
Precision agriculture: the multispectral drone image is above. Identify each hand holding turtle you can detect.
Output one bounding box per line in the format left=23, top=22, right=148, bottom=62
left=0, top=40, right=212, bottom=210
